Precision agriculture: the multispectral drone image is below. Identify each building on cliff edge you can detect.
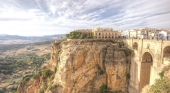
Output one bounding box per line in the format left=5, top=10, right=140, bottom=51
left=66, top=27, right=121, bottom=39
left=92, top=27, right=121, bottom=39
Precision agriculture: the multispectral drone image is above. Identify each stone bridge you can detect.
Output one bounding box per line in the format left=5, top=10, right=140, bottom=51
left=122, top=39, right=170, bottom=93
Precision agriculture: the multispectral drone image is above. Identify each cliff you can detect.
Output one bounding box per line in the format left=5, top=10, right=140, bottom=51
left=18, top=39, right=131, bottom=93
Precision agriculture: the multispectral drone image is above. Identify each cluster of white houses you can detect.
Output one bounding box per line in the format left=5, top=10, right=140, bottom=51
left=68, top=27, right=170, bottom=40
left=123, top=27, right=170, bottom=40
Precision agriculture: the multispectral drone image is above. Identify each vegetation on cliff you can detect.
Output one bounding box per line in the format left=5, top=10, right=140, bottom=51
left=66, top=32, right=93, bottom=39
left=18, top=68, right=55, bottom=93
left=150, top=64, right=170, bottom=93
left=141, top=64, right=170, bottom=93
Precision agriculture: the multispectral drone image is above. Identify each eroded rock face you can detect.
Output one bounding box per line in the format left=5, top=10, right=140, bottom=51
left=18, top=40, right=131, bottom=93
left=53, top=40, right=130, bottom=93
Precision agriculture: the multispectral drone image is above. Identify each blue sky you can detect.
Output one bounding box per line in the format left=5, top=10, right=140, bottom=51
left=0, top=0, right=170, bottom=36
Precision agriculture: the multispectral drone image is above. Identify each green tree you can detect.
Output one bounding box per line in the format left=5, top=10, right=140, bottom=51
left=150, top=77, right=170, bottom=93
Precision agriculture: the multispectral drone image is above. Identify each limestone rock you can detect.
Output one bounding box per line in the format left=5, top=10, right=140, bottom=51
left=18, top=40, right=131, bottom=93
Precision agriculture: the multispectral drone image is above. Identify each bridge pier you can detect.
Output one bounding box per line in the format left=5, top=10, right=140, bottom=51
left=150, top=66, right=160, bottom=85
left=122, top=39, right=170, bottom=93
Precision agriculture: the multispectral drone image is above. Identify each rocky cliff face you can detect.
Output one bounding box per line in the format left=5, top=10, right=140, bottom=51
left=18, top=39, right=131, bottom=93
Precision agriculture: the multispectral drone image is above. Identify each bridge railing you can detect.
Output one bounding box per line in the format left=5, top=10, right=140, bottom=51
left=124, top=36, right=170, bottom=41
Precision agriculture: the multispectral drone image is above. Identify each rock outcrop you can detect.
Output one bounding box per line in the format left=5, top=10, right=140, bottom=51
left=18, top=39, right=131, bottom=93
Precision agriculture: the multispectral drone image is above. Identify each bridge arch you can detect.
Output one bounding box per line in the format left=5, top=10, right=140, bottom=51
left=163, top=46, right=170, bottom=64
left=133, top=42, right=138, bottom=50
left=140, top=52, right=153, bottom=91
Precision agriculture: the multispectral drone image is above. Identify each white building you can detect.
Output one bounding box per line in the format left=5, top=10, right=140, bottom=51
left=129, top=29, right=138, bottom=38
left=121, top=30, right=129, bottom=38
left=158, top=30, right=170, bottom=40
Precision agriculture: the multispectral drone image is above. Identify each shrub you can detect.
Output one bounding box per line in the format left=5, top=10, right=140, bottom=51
left=66, top=34, right=70, bottom=38
left=97, top=64, right=105, bottom=75
left=43, top=83, right=48, bottom=90
left=22, top=75, right=33, bottom=82
left=54, top=66, right=57, bottom=72
left=33, top=72, right=41, bottom=79
left=124, top=49, right=131, bottom=56
left=52, top=84, right=58, bottom=89
left=42, top=69, right=51, bottom=78
left=50, top=74, right=55, bottom=81
left=38, top=88, right=44, bottom=93
left=0, top=87, right=6, bottom=93
left=150, top=77, right=170, bottom=93
left=62, top=38, right=67, bottom=41
left=80, top=33, right=87, bottom=39
left=56, top=50, right=59, bottom=54
left=100, top=84, right=108, bottom=93
left=23, top=77, right=30, bottom=82
left=33, top=68, right=52, bottom=79
left=126, top=73, right=130, bottom=79
left=48, top=84, right=58, bottom=90
left=99, top=70, right=104, bottom=75
left=9, top=87, right=18, bottom=93
left=159, top=71, right=164, bottom=79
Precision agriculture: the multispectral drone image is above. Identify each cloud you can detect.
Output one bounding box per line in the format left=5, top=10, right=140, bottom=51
left=0, top=0, right=170, bottom=36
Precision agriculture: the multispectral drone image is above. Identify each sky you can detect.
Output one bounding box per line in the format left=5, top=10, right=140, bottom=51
left=0, top=0, right=170, bottom=36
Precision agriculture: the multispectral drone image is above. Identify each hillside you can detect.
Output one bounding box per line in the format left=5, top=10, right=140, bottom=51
left=0, top=40, right=53, bottom=93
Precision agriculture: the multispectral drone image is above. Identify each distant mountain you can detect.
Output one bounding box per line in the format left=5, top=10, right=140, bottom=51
left=0, top=34, right=65, bottom=44
left=0, top=34, right=8, bottom=36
